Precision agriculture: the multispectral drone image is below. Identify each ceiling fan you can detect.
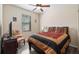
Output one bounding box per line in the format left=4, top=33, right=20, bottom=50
left=30, top=4, right=50, bottom=12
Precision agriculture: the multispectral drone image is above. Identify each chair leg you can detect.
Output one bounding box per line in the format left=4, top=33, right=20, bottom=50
left=23, top=40, right=25, bottom=45
left=28, top=42, right=31, bottom=53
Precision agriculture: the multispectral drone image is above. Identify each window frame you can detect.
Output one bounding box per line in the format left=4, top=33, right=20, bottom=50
left=21, top=14, right=31, bottom=32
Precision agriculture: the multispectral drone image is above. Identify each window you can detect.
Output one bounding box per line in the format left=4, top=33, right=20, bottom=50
left=22, top=14, right=31, bottom=32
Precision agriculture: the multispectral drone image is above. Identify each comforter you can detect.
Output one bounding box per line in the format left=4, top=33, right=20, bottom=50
left=28, top=32, right=70, bottom=54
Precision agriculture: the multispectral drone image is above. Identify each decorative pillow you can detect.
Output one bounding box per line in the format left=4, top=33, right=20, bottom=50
left=48, top=27, right=56, bottom=32
left=56, top=27, right=64, bottom=33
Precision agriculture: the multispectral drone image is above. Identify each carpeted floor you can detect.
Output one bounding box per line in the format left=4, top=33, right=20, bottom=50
left=66, top=46, right=79, bottom=54
left=18, top=43, right=79, bottom=54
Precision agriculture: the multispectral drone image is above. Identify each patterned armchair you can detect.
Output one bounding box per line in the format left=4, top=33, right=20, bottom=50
left=12, top=30, right=25, bottom=47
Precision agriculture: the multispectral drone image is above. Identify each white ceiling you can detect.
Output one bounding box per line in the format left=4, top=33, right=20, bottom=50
left=14, top=4, right=50, bottom=14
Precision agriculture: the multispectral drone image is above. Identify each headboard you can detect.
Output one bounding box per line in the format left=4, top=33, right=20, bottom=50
left=48, top=27, right=69, bottom=34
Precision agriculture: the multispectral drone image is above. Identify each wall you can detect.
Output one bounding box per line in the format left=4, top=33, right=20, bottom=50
left=3, top=4, right=40, bottom=38
left=40, top=4, right=79, bottom=47
left=78, top=5, right=79, bottom=49
left=0, top=4, right=2, bottom=53
left=0, top=4, right=2, bottom=36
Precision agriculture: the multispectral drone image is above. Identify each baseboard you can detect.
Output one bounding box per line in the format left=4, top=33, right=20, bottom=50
left=69, top=44, right=78, bottom=48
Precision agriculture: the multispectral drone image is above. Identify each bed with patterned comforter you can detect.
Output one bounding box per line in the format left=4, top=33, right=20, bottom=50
left=28, top=27, right=71, bottom=54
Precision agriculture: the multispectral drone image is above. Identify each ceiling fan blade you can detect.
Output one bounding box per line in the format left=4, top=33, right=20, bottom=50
left=40, top=8, right=43, bottom=12
left=29, top=4, right=50, bottom=7
left=29, top=4, right=36, bottom=6
left=40, top=5, right=50, bottom=7
left=32, top=8, right=37, bottom=11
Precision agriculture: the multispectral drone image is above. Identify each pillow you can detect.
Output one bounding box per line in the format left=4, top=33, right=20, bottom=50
left=48, top=27, right=56, bottom=32
left=55, top=27, right=64, bottom=33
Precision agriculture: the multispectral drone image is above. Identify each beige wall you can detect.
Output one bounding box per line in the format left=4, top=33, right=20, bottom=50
left=0, top=4, right=2, bottom=35
left=40, top=4, right=79, bottom=47
left=78, top=6, right=79, bottom=49
left=3, top=4, right=40, bottom=38
left=0, top=4, right=2, bottom=53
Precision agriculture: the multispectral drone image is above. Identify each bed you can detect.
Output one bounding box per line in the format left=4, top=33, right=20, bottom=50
left=28, top=27, right=71, bottom=54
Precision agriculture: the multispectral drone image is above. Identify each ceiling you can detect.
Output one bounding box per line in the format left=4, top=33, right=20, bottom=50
left=14, top=4, right=50, bottom=14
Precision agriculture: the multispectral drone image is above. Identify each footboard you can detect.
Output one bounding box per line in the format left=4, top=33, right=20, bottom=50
left=28, top=42, right=45, bottom=54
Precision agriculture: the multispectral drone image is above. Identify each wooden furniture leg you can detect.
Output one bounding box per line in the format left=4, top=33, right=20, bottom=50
left=23, top=39, right=25, bottom=45
left=28, top=42, right=31, bottom=53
